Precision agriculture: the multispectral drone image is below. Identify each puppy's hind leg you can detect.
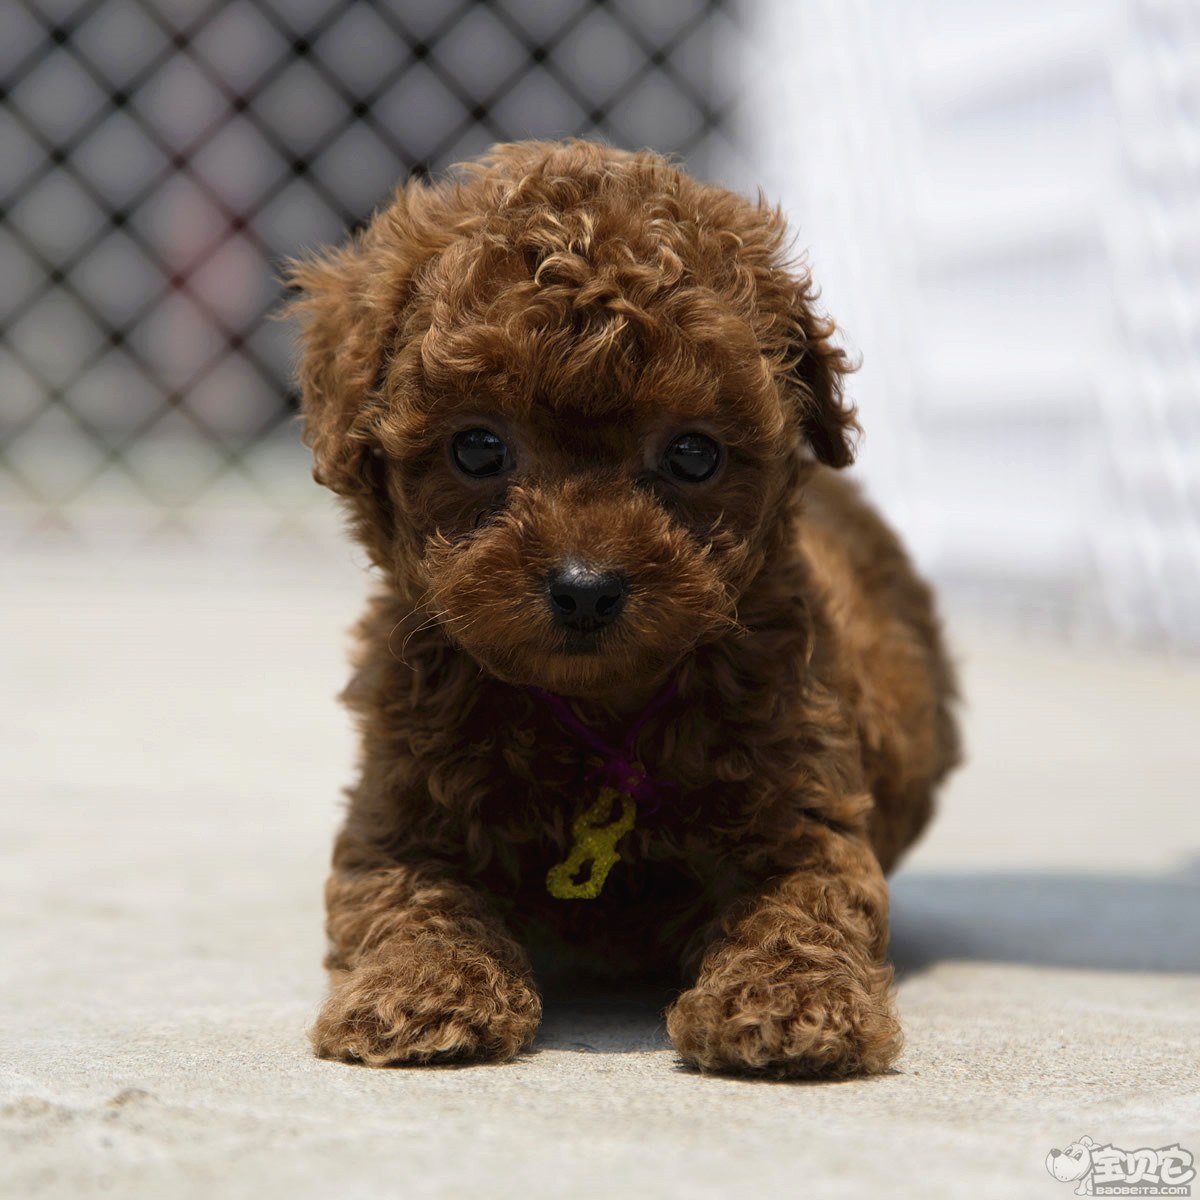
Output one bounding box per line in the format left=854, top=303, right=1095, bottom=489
left=667, top=821, right=901, bottom=1079
left=311, top=849, right=541, bottom=1067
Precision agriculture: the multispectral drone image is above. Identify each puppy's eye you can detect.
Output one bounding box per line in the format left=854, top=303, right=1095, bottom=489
left=451, top=429, right=513, bottom=478
left=662, top=432, right=721, bottom=483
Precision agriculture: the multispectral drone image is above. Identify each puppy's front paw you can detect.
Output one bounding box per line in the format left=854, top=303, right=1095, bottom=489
left=311, top=938, right=542, bottom=1066
left=666, top=955, right=901, bottom=1079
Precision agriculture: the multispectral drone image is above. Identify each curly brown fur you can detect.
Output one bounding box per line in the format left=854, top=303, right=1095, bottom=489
left=288, top=139, right=960, bottom=1077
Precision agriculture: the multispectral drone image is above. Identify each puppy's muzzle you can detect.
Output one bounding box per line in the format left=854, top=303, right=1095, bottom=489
left=546, top=561, right=629, bottom=635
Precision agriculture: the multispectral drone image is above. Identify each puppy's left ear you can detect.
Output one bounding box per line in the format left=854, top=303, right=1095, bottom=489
left=779, top=272, right=860, bottom=469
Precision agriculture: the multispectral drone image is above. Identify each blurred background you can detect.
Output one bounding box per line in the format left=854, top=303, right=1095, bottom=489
left=1, top=0, right=1197, bottom=649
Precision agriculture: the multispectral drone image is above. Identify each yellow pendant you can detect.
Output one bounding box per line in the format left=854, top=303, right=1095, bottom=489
left=546, top=787, right=637, bottom=900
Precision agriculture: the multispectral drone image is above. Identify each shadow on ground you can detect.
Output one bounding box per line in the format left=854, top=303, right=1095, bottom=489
left=535, top=982, right=675, bottom=1053
left=529, top=870, right=1200, bottom=1055
left=890, top=870, right=1200, bottom=976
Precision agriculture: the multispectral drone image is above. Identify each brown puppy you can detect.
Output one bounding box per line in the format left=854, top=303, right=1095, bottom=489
left=288, top=139, right=960, bottom=1078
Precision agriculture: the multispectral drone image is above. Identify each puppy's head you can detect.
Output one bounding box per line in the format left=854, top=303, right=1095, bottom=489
left=288, top=140, right=856, bottom=697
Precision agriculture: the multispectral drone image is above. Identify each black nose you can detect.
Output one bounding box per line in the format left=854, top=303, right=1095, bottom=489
left=546, top=563, right=629, bottom=633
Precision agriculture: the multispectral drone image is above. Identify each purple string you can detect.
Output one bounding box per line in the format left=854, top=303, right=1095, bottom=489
left=530, top=675, right=680, bottom=815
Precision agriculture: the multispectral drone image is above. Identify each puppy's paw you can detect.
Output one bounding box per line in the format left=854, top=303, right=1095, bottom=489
left=666, top=956, right=901, bottom=1079
left=311, top=938, right=542, bottom=1067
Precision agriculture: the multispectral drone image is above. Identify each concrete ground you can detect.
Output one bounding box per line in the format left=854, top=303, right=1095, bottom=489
left=2, top=548, right=1198, bottom=1200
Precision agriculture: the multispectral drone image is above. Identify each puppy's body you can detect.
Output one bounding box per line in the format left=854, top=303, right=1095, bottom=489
left=291, top=140, right=959, bottom=1077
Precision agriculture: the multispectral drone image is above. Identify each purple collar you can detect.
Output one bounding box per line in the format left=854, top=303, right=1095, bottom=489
left=529, top=676, right=680, bottom=813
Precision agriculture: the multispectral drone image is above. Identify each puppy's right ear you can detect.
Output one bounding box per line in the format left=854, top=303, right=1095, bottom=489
left=284, top=237, right=389, bottom=498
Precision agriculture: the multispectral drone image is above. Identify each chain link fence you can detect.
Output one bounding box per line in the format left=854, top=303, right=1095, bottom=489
left=0, top=0, right=737, bottom=551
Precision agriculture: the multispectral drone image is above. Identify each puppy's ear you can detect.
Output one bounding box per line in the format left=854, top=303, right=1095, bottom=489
left=738, top=199, right=860, bottom=468
left=779, top=273, right=859, bottom=469
left=284, top=237, right=389, bottom=498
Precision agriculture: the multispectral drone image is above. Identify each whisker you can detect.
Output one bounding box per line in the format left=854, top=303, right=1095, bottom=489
left=386, top=583, right=444, bottom=665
